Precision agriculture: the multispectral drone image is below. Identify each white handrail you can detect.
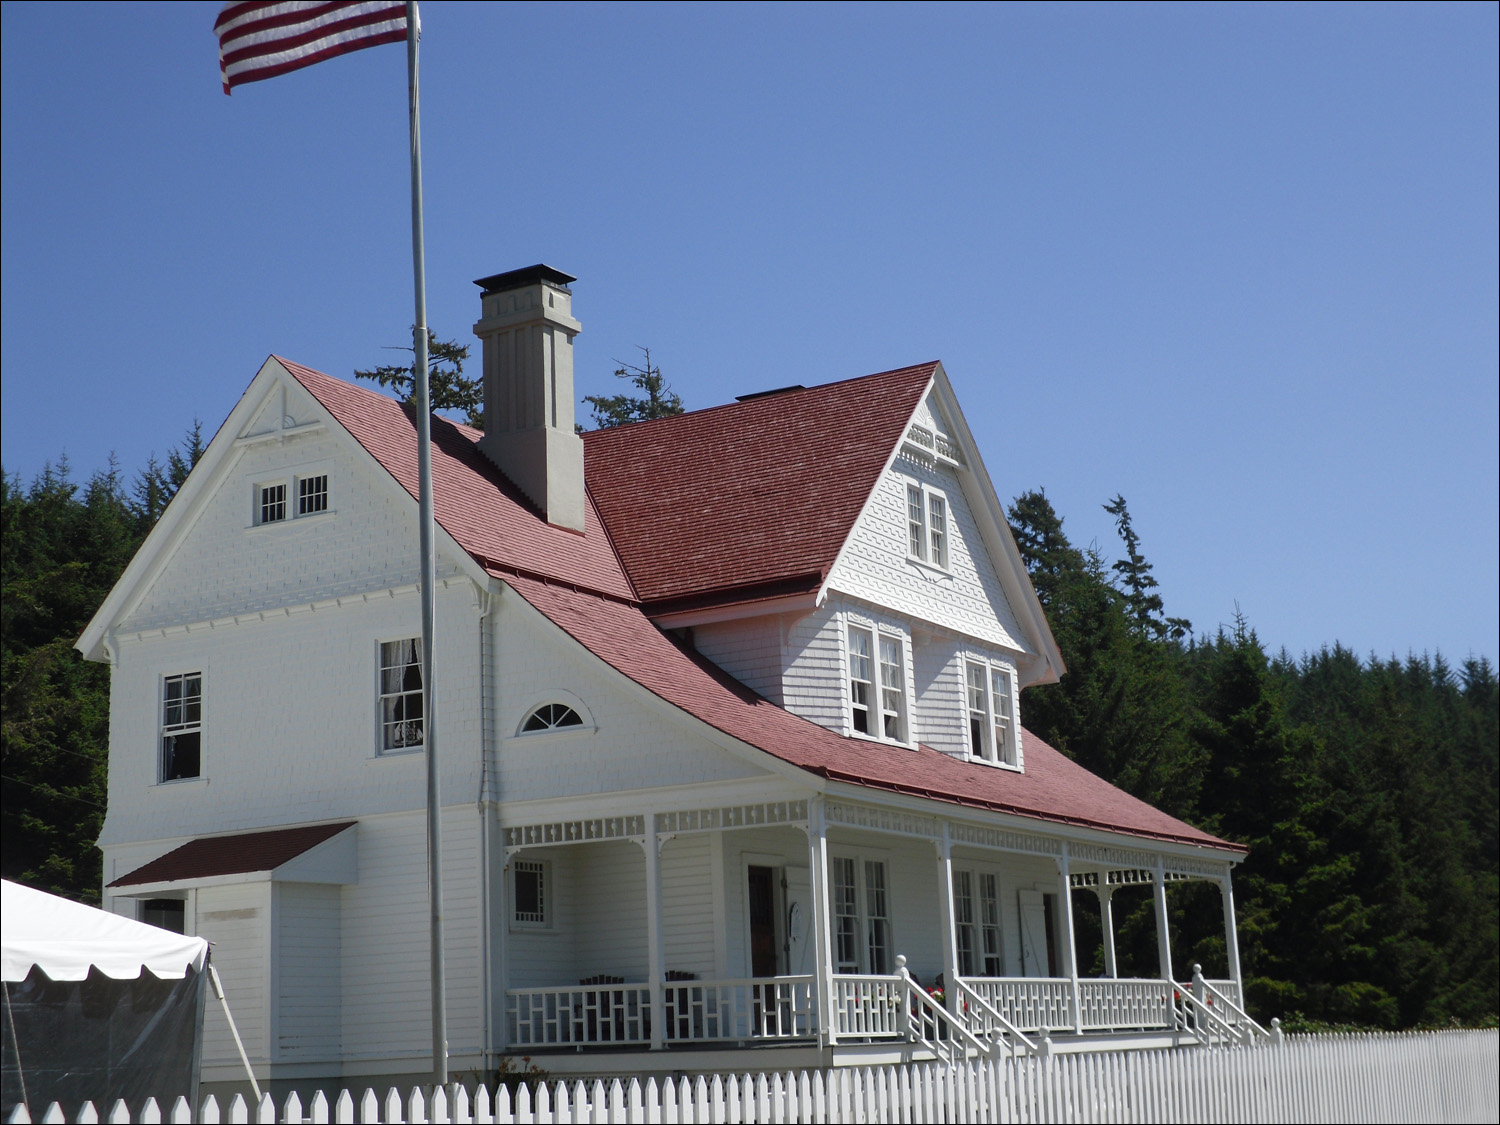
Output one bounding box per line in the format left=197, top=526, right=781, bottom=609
left=954, top=977, right=1039, bottom=1057
left=896, top=956, right=989, bottom=1064
left=1193, top=965, right=1269, bottom=1044
left=1176, top=984, right=1241, bottom=1047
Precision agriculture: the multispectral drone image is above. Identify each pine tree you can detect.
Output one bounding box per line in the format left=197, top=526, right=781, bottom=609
left=582, top=347, right=684, bottom=429
left=355, top=331, right=480, bottom=428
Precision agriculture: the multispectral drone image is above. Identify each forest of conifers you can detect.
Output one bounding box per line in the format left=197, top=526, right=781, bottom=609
left=2, top=437, right=1496, bottom=1032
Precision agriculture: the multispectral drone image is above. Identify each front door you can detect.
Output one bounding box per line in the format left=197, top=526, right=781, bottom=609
left=783, top=866, right=813, bottom=976
left=748, top=865, right=779, bottom=977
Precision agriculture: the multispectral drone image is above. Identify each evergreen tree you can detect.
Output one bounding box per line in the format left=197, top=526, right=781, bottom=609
left=582, top=347, right=684, bottom=429
left=355, top=331, right=480, bottom=428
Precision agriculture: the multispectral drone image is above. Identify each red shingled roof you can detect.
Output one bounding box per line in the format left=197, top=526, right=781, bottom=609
left=281, top=359, right=636, bottom=602
left=109, top=822, right=356, bottom=887
left=506, top=575, right=1241, bottom=853
left=582, top=364, right=937, bottom=608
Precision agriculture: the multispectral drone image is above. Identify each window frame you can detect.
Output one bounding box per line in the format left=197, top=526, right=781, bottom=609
left=847, top=625, right=875, bottom=737
left=251, top=466, right=333, bottom=527
left=846, top=619, right=911, bottom=746
left=962, top=656, right=1021, bottom=768
left=831, top=850, right=894, bottom=975
left=952, top=866, right=1007, bottom=978
left=377, top=637, right=424, bottom=755
left=511, top=857, right=551, bottom=930
left=903, top=482, right=951, bottom=572
left=159, top=671, right=203, bottom=783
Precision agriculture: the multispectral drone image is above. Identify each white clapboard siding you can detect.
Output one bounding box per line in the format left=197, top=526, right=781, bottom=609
left=196, top=882, right=271, bottom=1066
left=17, top=1030, right=1496, bottom=1124
left=573, top=840, right=649, bottom=980
left=660, top=834, right=717, bottom=979
left=274, top=883, right=340, bottom=1058
left=781, top=603, right=849, bottom=732
left=504, top=845, right=580, bottom=988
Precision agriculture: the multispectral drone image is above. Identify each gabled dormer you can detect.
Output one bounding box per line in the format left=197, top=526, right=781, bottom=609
left=583, top=362, right=1064, bottom=772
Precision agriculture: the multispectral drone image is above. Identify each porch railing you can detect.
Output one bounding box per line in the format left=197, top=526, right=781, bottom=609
left=662, top=976, right=815, bottom=1043
left=506, top=985, right=651, bottom=1047
left=1193, top=966, right=1268, bottom=1045
left=832, top=974, right=905, bottom=1038
left=962, top=977, right=1075, bottom=1034
left=1077, top=978, right=1175, bottom=1031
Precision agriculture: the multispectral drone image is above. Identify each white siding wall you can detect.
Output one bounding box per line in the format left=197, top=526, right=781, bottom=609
left=781, top=605, right=848, bottom=732
left=574, top=841, right=648, bottom=980
left=493, top=596, right=765, bottom=804
left=691, top=618, right=785, bottom=705
left=99, top=580, right=482, bottom=847
left=827, top=456, right=1028, bottom=655
left=950, top=850, right=1064, bottom=977
left=912, top=638, right=966, bottom=757
left=275, top=883, right=340, bottom=1058
left=718, top=827, right=810, bottom=978
left=505, top=846, right=579, bottom=987
left=661, top=834, right=717, bottom=979
left=196, top=882, right=272, bottom=1067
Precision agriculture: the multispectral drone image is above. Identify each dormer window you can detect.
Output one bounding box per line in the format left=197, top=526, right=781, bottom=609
left=965, top=658, right=1019, bottom=767
left=849, top=626, right=874, bottom=735
left=905, top=483, right=949, bottom=570
left=878, top=636, right=905, bottom=741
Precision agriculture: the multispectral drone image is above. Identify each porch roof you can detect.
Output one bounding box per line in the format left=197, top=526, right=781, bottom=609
left=505, top=575, right=1244, bottom=854
left=108, top=821, right=356, bottom=887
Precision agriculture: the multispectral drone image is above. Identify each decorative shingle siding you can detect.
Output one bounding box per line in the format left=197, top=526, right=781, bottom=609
left=827, top=457, right=1028, bottom=654
left=912, top=636, right=966, bottom=758
left=781, top=603, right=849, bottom=732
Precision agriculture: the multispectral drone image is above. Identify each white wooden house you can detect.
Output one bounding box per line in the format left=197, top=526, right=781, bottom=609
left=79, top=265, right=1258, bottom=1091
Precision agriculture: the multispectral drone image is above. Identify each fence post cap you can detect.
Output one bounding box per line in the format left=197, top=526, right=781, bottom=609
left=895, top=954, right=907, bottom=970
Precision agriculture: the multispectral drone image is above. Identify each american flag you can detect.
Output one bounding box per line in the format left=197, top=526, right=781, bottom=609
left=215, top=1, right=410, bottom=95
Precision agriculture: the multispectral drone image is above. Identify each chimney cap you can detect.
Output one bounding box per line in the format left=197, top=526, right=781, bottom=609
left=474, top=264, right=576, bottom=294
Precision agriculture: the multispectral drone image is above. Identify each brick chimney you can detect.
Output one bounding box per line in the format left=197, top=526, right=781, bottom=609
left=472, top=265, right=585, bottom=531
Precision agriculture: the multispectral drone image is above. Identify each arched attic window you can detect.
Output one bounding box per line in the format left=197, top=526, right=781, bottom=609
left=520, top=703, right=584, bottom=734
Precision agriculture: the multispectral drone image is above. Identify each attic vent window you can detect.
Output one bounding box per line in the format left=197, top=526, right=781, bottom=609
left=521, top=703, right=584, bottom=733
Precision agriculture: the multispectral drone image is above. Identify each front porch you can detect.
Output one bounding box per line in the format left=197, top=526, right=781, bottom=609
left=494, top=794, right=1264, bottom=1068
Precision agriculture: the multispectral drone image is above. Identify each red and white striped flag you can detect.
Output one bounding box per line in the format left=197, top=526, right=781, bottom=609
left=216, top=2, right=411, bottom=95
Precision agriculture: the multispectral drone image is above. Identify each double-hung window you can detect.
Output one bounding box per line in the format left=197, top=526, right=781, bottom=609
left=953, top=869, right=1006, bottom=977
left=848, top=626, right=874, bottom=736
left=964, top=658, right=1020, bottom=766
left=832, top=855, right=892, bottom=974
left=160, top=673, right=202, bottom=781
left=849, top=624, right=908, bottom=744
left=379, top=638, right=424, bottom=752
left=905, top=483, right=949, bottom=570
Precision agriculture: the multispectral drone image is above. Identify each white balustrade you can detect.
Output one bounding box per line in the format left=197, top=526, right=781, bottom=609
left=505, top=984, right=651, bottom=1046
left=963, top=977, right=1075, bottom=1033
left=831, top=974, right=906, bottom=1038
left=661, top=976, right=815, bottom=1042
left=1077, top=978, right=1176, bottom=1030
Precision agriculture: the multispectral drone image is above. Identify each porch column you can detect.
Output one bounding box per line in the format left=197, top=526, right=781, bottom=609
left=1057, top=844, right=1082, bottom=1034
left=1096, top=883, right=1118, bottom=978
left=1152, top=856, right=1174, bottom=983
left=934, top=826, right=959, bottom=1016
left=807, top=799, right=838, bottom=1046
left=1220, top=872, right=1243, bottom=998
left=642, top=830, right=665, bottom=1050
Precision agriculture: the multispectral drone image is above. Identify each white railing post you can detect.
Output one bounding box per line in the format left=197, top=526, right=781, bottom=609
left=808, top=798, right=839, bottom=1046
left=642, top=828, right=666, bottom=1051
left=935, top=826, right=960, bottom=1018
left=896, top=954, right=914, bottom=1042
left=1097, top=882, right=1118, bottom=978
left=1219, top=874, right=1244, bottom=1000
left=1152, top=857, right=1174, bottom=984
left=1057, top=843, right=1082, bottom=1035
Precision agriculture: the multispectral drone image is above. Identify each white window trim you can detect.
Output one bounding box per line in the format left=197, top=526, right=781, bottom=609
left=829, top=847, right=895, bottom=975
left=952, top=865, right=1007, bottom=978
left=247, top=459, right=336, bottom=529
left=376, top=636, right=424, bottom=757
left=510, top=857, right=551, bottom=931
left=904, top=481, right=952, bottom=573
left=962, top=656, right=1023, bottom=770
left=843, top=617, right=914, bottom=748
left=158, top=670, right=204, bottom=785
left=511, top=690, right=596, bottom=739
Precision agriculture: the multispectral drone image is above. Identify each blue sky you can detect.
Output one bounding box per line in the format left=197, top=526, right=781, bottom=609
left=3, top=2, right=1496, bottom=665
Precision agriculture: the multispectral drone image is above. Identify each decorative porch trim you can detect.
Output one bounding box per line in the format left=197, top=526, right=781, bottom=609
left=948, top=821, right=1062, bottom=858
left=824, top=800, right=942, bottom=840
left=1069, top=869, right=1192, bottom=889
left=504, top=815, right=645, bottom=853
left=654, top=799, right=808, bottom=835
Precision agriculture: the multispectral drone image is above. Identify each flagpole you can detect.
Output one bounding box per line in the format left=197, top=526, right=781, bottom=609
left=406, top=0, right=448, bottom=1088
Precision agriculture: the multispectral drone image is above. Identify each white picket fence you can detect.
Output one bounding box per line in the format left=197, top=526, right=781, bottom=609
left=6, top=1029, right=1496, bottom=1124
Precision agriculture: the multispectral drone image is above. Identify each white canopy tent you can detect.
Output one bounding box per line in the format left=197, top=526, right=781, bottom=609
left=2, top=880, right=207, bottom=983
left=2, top=880, right=210, bottom=1117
